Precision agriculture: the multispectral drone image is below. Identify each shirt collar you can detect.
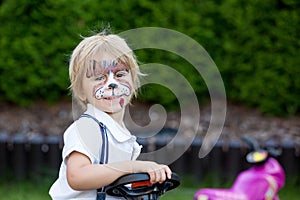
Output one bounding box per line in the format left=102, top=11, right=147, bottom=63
left=85, top=104, right=134, bottom=142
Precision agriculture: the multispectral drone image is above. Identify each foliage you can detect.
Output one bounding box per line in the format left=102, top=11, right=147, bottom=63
left=0, top=0, right=299, bottom=115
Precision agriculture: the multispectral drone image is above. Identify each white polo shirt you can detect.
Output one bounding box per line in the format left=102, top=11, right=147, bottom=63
left=49, top=104, right=142, bottom=200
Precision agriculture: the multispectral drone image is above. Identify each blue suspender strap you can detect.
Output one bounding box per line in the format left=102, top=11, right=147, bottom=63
left=100, top=126, right=109, bottom=164
left=80, top=114, right=109, bottom=164
left=79, top=114, right=108, bottom=199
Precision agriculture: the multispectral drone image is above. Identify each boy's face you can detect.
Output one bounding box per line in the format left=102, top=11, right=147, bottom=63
left=82, top=54, right=133, bottom=114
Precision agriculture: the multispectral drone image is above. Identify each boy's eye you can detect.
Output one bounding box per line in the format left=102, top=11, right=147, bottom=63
left=95, top=75, right=105, bottom=81
left=115, top=70, right=129, bottom=78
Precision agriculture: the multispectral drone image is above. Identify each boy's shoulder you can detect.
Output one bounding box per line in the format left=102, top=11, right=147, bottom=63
left=63, top=116, right=104, bottom=159
left=64, top=117, right=102, bottom=139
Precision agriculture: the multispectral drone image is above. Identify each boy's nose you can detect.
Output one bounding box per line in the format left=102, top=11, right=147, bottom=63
left=108, top=83, right=118, bottom=89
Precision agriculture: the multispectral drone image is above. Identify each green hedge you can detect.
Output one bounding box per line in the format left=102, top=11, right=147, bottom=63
left=0, top=0, right=299, bottom=115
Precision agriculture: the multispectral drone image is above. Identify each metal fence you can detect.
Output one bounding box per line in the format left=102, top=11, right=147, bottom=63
left=0, top=132, right=299, bottom=182
left=0, top=132, right=62, bottom=179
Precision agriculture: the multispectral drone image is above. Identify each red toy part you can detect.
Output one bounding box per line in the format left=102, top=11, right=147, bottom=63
left=131, top=181, right=153, bottom=188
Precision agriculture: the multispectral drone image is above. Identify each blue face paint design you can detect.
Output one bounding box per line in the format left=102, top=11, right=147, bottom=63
left=86, top=60, right=128, bottom=78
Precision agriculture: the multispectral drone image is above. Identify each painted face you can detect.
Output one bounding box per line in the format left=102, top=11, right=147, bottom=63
left=82, top=59, right=133, bottom=113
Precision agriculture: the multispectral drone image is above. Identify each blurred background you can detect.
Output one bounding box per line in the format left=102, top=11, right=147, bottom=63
left=0, top=0, right=299, bottom=199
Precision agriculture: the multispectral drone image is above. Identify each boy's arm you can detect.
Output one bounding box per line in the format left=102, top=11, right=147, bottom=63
left=66, top=151, right=171, bottom=191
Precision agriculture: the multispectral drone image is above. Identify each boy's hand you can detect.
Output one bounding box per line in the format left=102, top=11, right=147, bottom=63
left=133, top=161, right=172, bottom=184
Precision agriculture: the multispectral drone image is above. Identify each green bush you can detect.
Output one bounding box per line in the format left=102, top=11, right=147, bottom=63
left=213, top=0, right=300, bottom=115
left=0, top=0, right=299, bottom=115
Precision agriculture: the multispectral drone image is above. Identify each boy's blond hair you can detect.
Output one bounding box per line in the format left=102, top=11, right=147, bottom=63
left=69, top=32, right=141, bottom=109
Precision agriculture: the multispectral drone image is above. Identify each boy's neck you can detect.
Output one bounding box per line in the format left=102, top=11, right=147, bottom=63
left=107, top=110, right=126, bottom=128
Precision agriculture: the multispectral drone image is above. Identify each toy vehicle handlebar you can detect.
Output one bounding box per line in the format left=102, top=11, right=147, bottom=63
left=242, top=135, right=282, bottom=164
left=241, top=135, right=260, bottom=151
left=106, top=172, right=180, bottom=200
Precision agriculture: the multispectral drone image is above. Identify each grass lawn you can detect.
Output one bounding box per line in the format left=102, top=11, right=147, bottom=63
left=0, top=176, right=298, bottom=200
left=0, top=179, right=51, bottom=200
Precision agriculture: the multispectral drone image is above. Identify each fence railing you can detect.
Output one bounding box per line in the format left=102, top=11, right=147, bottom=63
left=0, top=132, right=63, bottom=179
left=0, top=132, right=299, bottom=182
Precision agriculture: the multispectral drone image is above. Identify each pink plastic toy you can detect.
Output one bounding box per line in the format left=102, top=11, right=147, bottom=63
left=194, top=136, right=285, bottom=200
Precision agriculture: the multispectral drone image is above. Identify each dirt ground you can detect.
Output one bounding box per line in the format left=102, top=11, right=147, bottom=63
left=0, top=100, right=299, bottom=146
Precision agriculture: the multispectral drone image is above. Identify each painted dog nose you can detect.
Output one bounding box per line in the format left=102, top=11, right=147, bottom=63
left=108, top=83, right=118, bottom=89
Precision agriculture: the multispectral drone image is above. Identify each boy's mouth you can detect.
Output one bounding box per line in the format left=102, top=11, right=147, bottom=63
left=102, top=96, right=125, bottom=107
left=103, top=96, right=121, bottom=100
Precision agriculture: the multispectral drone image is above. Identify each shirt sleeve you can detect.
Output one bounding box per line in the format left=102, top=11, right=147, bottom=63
left=131, top=141, right=142, bottom=160
left=62, top=118, right=103, bottom=164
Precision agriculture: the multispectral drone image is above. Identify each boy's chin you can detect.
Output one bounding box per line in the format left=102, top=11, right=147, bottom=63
left=103, top=103, right=127, bottom=114
left=104, top=108, right=125, bottom=116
